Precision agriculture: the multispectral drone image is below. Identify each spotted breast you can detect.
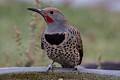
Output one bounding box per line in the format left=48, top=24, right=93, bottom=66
left=41, top=27, right=83, bottom=68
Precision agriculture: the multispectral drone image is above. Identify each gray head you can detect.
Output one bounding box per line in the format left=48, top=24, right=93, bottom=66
left=28, top=7, right=69, bottom=33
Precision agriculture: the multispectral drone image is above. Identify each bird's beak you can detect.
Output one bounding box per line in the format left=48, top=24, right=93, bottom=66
left=28, top=8, right=45, bottom=17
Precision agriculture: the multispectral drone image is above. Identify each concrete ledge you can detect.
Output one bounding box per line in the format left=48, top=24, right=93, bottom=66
left=0, top=67, right=120, bottom=80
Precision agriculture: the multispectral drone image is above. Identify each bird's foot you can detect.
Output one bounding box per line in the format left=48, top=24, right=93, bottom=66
left=47, top=63, right=56, bottom=72
left=73, top=65, right=85, bottom=74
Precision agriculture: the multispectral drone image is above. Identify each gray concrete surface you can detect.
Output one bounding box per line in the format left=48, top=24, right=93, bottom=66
left=0, top=67, right=120, bottom=77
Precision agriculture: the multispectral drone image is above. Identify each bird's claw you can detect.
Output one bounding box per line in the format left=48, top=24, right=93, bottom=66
left=47, top=64, right=56, bottom=72
left=72, top=65, right=84, bottom=74
left=72, top=67, right=79, bottom=74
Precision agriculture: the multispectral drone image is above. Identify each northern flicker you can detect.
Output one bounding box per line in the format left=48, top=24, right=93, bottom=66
left=28, top=7, right=83, bottom=71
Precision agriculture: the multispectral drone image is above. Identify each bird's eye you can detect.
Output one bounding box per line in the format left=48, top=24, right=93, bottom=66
left=50, top=11, right=54, bottom=14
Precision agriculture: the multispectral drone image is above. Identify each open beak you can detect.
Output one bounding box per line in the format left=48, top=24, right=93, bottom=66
left=27, top=8, right=45, bottom=17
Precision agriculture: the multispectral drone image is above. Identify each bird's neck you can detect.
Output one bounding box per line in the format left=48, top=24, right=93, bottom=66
left=45, top=22, right=69, bottom=34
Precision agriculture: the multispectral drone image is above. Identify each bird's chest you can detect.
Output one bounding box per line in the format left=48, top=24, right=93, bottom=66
left=43, top=33, right=77, bottom=63
left=44, top=33, right=65, bottom=45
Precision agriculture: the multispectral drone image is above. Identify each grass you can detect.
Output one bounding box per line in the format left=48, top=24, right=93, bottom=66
left=0, top=1, right=120, bottom=67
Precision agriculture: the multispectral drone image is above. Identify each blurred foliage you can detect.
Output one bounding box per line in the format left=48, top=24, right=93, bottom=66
left=0, top=1, right=120, bottom=67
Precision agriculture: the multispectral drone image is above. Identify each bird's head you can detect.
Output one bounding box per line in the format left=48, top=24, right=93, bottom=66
left=28, top=7, right=69, bottom=33
left=28, top=7, right=67, bottom=24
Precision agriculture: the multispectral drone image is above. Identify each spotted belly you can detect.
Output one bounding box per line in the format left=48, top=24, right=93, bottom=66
left=43, top=37, right=80, bottom=68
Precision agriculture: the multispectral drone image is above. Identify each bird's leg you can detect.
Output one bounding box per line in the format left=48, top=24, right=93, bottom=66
left=47, top=61, right=55, bottom=72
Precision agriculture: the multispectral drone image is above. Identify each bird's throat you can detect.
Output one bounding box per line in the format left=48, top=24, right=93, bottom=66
left=45, top=15, right=54, bottom=23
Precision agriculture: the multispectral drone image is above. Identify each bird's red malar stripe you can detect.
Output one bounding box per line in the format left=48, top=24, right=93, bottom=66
left=46, top=15, right=54, bottom=23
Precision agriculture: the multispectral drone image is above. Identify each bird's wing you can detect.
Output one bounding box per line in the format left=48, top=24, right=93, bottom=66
left=68, top=27, right=83, bottom=64
left=41, top=33, right=44, bottom=50
left=76, top=30, right=83, bottom=64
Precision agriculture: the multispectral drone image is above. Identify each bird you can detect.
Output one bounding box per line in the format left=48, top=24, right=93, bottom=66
left=28, top=7, right=83, bottom=71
